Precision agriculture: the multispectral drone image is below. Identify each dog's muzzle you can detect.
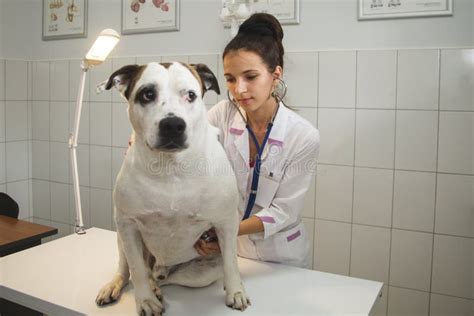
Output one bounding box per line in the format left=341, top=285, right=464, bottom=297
left=157, top=116, right=187, bottom=150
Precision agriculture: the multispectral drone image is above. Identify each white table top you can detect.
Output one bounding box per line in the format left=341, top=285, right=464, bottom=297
left=0, top=228, right=382, bottom=315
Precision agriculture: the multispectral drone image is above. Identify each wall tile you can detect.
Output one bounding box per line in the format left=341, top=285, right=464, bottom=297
left=217, top=55, right=226, bottom=103
left=112, top=102, right=132, bottom=147
left=7, top=180, right=30, bottom=219
left=353, top=167, right=393, bottom=228
left=90, top=188, right=112, bottom=230
left=431, top=234, right=473, bottom=299
left=387, top=287, right=429, bottom=316
left=112, top=147, right=126, bottom=184
left=0, top=60, right=5, bottom=100
left=5, top=60, right=28, bottom=100
left=50, top=60, right=69, bottom=101
left=440, top=49, right=474, bottom=111
left=303, top=217, right=315, bottom=268
left=351, top=224, right=391, bottom=283
left=161, top=55, right=189, bottom=63
left=32, top=179, right=50, bottom=220
left=314, top=220, right=351, bottom=275
left=89, top=59, right=112, bottom=102
left=295, top=107, right=317, bottom=128
left=0, top=101, right=4, bottom=142
left=357, top=50, right=396, bottom=109
left=395, top=110, right=438, bottom=172
left=32, top=140, right=50, bottom=180
left=31, top=61, right=50, bottom=101
left=393, top=170, right=436, bottom=232
left=438, top=111, right=474, bottom=175
left=317, top=108, right=355, bottom=165
left=0, top=142, right=5, bottom=184
left=355, top=109, right=395, bottom=169
left=50, top=182, right=69, bottom=224
left=389, top=229, right=433, bottom=291
left=50, top=141, right=69, bottom=183
left=49, top=221, right=72, bottom=240
left=435, top=174, right=474, bottom=238
left=285, top=52, right=318, bottom=108
left=397, top=50, right=439, bottom=110
left=189, top=54, right=219, bottom=106
left=32, top=101, right=50, bottom=141
left=90, top=145, right=112, bottom=189
left=136, top=56, right=161, bottom=64
left=315, top=164, right=353, bottom=222
left=6, top=101, right=28, bottom=141
left=90, top=102, right=112, bottom=146
left=6, top=141, right=28, bottom=182
left=319, top=51, right=356, bottom=108
left=50, top=101, right=69, bottom=142
left=429, top=293, right=473, bottom=316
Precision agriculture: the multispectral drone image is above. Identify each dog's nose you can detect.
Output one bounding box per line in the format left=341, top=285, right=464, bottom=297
left=159, top=117, right=186, bottom=138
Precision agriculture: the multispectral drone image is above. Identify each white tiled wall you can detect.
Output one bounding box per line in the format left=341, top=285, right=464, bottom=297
left=0, top=59, right=31, bottom=220
left=1, top=48, right=472, bottom=315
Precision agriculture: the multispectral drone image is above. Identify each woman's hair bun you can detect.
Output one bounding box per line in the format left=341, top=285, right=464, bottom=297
left=238, top=13, right=283, bottom=42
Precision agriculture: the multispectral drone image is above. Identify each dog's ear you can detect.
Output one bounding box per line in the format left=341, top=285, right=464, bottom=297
left=191, top=64, right=220, bottom=96
left=105, top=64, right=143, bottom=99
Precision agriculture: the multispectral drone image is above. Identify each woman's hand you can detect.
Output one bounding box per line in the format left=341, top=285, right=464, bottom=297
left=194, top=229, right=221, bottom=256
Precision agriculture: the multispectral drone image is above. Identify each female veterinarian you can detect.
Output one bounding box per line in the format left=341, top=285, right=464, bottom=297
left=195, top=13, right=320, bottom=268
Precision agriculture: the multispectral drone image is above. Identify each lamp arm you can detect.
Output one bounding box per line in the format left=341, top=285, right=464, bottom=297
left=69, top=60, right=89, bottom=235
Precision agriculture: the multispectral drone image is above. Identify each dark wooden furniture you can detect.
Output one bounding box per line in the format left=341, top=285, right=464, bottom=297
left=0, top=215, right=58, bottom=315
left=0, top=215, right=58, bottom=257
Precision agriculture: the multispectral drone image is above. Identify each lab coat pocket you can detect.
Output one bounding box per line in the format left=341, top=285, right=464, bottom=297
left=254, top=171, right=282, bottom=208
left=255, top=222, right=309, bottom=266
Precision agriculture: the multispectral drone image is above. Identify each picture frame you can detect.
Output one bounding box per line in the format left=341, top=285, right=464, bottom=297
left=253, top=0, right=300, bottom=25
left=358, top=0, right=453, bottom=20
left=42, top=0, right=88, bottom=40
left=122, top=0, right=180, bottom=35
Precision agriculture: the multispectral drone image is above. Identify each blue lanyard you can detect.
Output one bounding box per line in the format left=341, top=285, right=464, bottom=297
left=242, top=122, right=274, bottom=220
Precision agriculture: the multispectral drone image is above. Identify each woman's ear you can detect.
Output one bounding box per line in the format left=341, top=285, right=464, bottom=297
left=272, top=65, right=283, bottom=81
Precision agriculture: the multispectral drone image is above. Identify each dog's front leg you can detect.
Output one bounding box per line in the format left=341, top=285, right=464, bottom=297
left=214, top=218, right=251, bottom=311
left=117, top=220, right=164, bottom=316
left=96, top=232, right=130, bottom=305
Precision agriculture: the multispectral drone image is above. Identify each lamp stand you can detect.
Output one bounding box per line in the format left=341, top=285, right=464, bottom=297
left=69, top=60, right=89, bottom=235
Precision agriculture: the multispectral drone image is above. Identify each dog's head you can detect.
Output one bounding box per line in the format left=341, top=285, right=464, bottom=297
left=104, top=62, right=220, bottom=152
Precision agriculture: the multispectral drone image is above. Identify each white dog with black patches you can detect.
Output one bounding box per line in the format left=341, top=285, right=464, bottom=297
left=95, top=62, right=250, bottom=315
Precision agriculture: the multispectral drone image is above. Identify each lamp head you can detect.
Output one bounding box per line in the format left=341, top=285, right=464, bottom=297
left=84, top=29, right=120, bottom=67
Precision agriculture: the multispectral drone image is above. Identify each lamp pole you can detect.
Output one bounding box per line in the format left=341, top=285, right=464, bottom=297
left=69, top=29, right=120, bottom=235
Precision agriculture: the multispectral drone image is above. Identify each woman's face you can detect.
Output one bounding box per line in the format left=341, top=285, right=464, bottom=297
left=223, top=50, right=282, bottom=113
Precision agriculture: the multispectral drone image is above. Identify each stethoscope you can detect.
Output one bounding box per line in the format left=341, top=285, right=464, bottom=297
left=227, top=78, right=287, bottom=221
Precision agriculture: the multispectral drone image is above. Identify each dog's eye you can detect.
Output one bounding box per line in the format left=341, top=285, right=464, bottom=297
left=143, top=90, right=156, bottom=102
left=187, top=91, right=197, bottom=103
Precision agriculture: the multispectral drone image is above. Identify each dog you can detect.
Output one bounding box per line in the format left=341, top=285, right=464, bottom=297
left=95, top=62, right=250, bottom=315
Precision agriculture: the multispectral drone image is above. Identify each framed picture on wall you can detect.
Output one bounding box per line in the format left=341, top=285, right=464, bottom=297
left=358, top=0, right=453, bottom=20
left=122, top=0, right=180, bottom=35
left=42, top=0, right=88, bottom=40
left=252, top=0, right=300, bottom=25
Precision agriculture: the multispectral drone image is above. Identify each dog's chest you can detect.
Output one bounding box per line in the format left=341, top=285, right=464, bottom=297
left=136, top=210, right=211, bottom=265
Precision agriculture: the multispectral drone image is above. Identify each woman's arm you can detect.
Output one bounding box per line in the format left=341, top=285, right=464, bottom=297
left=238, top=216, right=264, bottom=236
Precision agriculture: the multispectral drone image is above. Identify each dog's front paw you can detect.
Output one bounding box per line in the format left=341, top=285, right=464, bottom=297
left=96, top=276, right=127, bottom=306
left=135, top=290, right=164, bottom=316
left=226, top=287, right=251, bottom=311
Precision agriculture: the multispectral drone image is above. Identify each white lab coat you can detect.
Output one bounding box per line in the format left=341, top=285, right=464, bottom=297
left=208, top=100, right=320, bottom=268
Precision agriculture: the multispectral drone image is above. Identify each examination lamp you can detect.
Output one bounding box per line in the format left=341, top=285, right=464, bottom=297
left=69, top=29, right=120, bottom=234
